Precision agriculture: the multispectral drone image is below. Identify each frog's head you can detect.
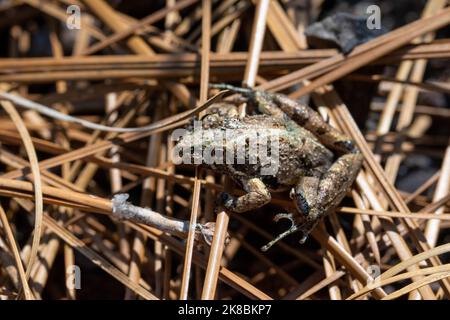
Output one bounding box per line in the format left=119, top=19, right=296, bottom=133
left=172, top=126, right=206, bottom=166
left=200, top=102, right=239, bottom=129
left=173, top=114, right=233, bottom=166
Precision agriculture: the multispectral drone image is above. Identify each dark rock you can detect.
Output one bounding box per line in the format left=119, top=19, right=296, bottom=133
left=305, top=12, right=386, bottom=53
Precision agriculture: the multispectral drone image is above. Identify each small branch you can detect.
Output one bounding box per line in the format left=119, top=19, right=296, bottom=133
left=0, top=90, right=228, bottom=133
left=0, top=177, right=223, bottom=247
left=111, top=194, right=222, bottom=246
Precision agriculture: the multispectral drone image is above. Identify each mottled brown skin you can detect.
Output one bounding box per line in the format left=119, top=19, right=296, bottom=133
left=176, top=84, right=363, bottom=250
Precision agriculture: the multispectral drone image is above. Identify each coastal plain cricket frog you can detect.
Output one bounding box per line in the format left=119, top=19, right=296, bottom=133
left=175, top=84, right=363, bottom=250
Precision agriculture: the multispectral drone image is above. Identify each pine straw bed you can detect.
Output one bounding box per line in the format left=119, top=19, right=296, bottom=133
left=0, top=0, right=449, bottom=300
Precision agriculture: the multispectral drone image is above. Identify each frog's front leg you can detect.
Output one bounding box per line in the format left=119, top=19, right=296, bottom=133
left=271, top=93, right=359, bottom=155
left=219, top=177, right=271, bottom=213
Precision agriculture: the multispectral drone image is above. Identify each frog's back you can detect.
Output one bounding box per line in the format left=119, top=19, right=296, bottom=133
left=212, top=115, right=334, bottom=189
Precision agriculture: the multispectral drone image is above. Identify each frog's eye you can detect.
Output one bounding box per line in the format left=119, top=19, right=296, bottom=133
left=200, top=113, right=219, bottom=122
left=199, top=113, right=209, bottom=121
left=200, top=113, right=222, bottom=128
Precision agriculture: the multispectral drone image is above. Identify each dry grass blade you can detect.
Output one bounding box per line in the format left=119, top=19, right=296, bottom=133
left=0, top=205, right=34, bottom=299
left=289, top=7, right=450, bottom=99
left=0, top=0, right=448, bottom=301
left=0, top=91, right=227, bottom=180
left=180, top=170, right=202, bottom=299
left=295, top=270, right=346, bottom=300
left=348, top=243, right=450, bottom=300
left=0, top=99, right=44, bottom=289
left=381, top=271, right=450, bottom=300
left=43, top=215, right=158, bottom=300
left=202, top=0, right=270, bottom=299
left=337, top=207, right=450, bottom=221
left=81, top=0, right=199, bottom=56
left=348, top=264, right=450, bottom=300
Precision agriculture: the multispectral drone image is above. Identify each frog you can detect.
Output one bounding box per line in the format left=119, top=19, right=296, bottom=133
left=174, top=84, right=363, bottom=251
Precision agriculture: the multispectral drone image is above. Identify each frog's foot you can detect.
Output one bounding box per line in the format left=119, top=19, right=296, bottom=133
left=297, top=219, right=320, bottom=244
left=261, top=213, right=298, bottom=252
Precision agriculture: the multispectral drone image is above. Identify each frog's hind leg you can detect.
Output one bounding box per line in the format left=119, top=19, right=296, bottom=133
left=211, top=84, right=358, bottom=156
left=210, top=84, right=356, bottom=154
left=318, top=153, right=362, bottom=210
left=219, top=177, right=271, bottom=213
left=291, top=176, right=320, bottom=218
left=298, top=152, right=363, bottom=242
left=210, top=84, right=287, bottom=119
left=271, top=94, right=359, bottom=155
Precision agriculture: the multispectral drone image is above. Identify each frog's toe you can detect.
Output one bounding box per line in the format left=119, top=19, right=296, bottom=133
left=298, top=219, right=320, bottom=244
left=299, top=233, right=309, bottom=244
left=273, top=213, right=295, bottom=226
